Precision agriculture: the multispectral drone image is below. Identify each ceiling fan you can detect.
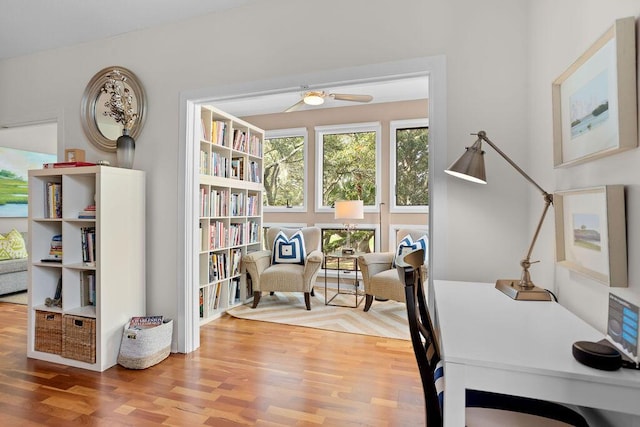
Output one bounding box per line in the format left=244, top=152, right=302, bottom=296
left=284, top=90, right=373, bottom=112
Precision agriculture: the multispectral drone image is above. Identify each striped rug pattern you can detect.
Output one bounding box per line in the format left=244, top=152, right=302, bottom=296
left=227, top=288, right=409, bottom=340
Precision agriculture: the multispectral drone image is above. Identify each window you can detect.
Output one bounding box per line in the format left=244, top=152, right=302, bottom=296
left=321, top=227, right=375, bottom=270
left=315, top=123, right=381, bottom=211
left=390, top=119, right=429, bottom=212
left=263, top=128, right=307, bottom=211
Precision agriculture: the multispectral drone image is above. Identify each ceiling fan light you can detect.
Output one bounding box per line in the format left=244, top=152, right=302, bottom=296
left=303, top=92, right=324, bottom=106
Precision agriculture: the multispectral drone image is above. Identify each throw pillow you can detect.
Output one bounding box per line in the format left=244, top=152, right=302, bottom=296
left=272, top=230, right=306, bottom=265
left=0, top=229, right=28, bottom=260
left=393, top=234, right=428, bottom=266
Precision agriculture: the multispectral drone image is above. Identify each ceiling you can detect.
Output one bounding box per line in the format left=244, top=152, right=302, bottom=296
left=212, top=76, right=429, bottom=117
left=0, top=0, right=428, bottom=116
left=0, top=0, right=257, bottom=61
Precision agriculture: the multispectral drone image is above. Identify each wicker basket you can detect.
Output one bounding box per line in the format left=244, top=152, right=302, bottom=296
left=118, top=319, right=172, bottom=369
left=34, top=310, right=62, bottom=354
left=61, top=315, right=96, bottom=363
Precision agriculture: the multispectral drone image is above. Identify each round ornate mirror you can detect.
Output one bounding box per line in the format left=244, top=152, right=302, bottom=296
left=81, top=66, right=147, bottom=152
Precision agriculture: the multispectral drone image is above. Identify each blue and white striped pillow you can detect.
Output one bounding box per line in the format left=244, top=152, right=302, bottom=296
left=393, top=234, right=429, bottom=266
left=272, top=230, right=306, bottom=265
left=434, top=360, right=445, bottom=410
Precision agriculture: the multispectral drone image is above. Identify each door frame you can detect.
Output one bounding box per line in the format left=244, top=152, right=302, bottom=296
left=177, top=56, right=448, bottom=353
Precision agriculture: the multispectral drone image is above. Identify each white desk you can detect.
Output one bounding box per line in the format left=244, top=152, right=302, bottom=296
left=433, top=280, right=640, bottom=427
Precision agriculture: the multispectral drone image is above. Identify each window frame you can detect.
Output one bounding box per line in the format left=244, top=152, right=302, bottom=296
left=314, top=122, right=382, bottom=213
left=315, top=222, right=379, bottom=277
left=389, top=118, right=430, bottom=213
left=263, top=127, right=308, bottom=213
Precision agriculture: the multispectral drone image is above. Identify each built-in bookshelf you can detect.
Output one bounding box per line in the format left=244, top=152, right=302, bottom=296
left=198, top=105, right=264, bottom=324
left=27, top=166, right=145, bottom=372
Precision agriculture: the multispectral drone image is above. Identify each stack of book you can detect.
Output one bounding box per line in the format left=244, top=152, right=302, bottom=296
left=41, top=234, right=62, bottom=262
left=78, top=204, right=96, bottom=219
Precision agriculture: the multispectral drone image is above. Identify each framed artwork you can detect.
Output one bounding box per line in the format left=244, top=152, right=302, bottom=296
left=554, top=186, right=627, bottom=287
left=552, top=17, right=637, bottom=168
left=0, top=147, right=57, bottom=217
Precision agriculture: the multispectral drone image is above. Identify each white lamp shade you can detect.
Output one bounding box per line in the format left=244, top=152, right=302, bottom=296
left=334, top=200, right=364, bottom=220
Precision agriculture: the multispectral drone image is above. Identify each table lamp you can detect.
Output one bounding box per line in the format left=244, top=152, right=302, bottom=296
left=445, top=130, right=552, bottom=301
left=334, top=200, right=364, bottom=254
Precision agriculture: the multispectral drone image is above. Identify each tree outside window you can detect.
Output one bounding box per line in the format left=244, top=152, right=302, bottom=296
left=322, top=227, right=375, bottom=270
left=391, top=119, right=429, bottom=211
left=263, top=129, right=306, bottom=210
left=316, top=123, right=380, bottom=209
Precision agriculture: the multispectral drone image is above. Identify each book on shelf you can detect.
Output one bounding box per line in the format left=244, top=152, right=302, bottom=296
left=213, top=283, right=222, bottom=309
left=80, top=271, right=96, bottom=306
left=230, top=192, right=245, bottom=216
left=209, top=221, right=227, bottom=249
left=248, top=134, right=262, bottom=157
left=88, top=272, right=96, bottom=305
left=43, top=161, right=96, bottom=168
left=129, top=315, right=164, bottom=329
left=199, top=288, right=204, bottom=318
left=211, top=120, right=227, bottom=145
left=229, top=223, right=244, bottom=246
left=230, top=249, right=242, bottom=276
left=209, top=252, right=228, bottom=282
left=249, top=161, right=261, bottom=183
left=45, top=182, right=62, bottom=218
left=230, top=157, right=244, bottom=180
left=80, top=226, right=96, bottom=264
left=78, top=204, right=96, bottom=219
left=41, top=234, right=62, bottom=262
left=211, top=152, right=228, bottom=178
left=233, top=129, right=247, bottom=151
left=229, top=278, right=240, bottom=305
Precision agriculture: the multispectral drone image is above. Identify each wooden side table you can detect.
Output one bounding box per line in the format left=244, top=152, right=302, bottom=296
left=323, top=251, right=365, bottom=308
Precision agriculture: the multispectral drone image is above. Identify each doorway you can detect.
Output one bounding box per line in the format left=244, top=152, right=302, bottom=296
left=177, top=56, right=448, bottom=353
left=0, top=122, right=58, bottom=231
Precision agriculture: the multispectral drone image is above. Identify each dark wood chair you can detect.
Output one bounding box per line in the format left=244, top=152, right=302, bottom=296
left=397, top=248, right=590, bottom=427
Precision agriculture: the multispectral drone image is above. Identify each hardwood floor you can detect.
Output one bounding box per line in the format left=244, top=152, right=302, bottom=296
left=0, top=302, right=424, bottom=426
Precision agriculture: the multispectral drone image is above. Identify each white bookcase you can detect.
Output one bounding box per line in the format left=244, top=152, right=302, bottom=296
left=198, top=105, right=264, bottom=324
left=27, top=166, right=145, bottom=372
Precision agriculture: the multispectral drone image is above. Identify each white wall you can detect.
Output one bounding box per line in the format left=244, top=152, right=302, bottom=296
left=529, top=2, right=640, bottom=425
left=529, top=1, right=640, bottom=334
left=0, top=0, right=530, bottom=345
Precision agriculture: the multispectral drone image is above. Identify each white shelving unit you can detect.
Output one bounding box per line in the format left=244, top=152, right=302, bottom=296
left=27, top=166, right=146, bottom=372
left=198, top=105, right=264, bottom=324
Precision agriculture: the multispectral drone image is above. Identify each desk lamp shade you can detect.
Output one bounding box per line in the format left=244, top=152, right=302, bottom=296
left=334, top=200, right=364, bottom=253
left=445, top=138, right=487, bottom=184
left=445, top=131, right=552, bottom=301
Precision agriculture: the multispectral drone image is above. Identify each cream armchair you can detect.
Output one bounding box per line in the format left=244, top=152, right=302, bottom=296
left=244, top=226, right=324, bottom=310
left=358, top=229, right=428, bottom=312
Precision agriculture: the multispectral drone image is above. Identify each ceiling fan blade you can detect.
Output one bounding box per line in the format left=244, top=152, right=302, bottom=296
left=284, top=99, right=305, bottom=113
left=330, top=93, right=373, bottom=103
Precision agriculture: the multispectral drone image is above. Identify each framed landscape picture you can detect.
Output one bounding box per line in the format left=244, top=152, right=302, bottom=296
left=554, top=186, right=627, bottom=287
left=0, top=147, right=56, bottom=217
left=552, top=17, right=637, bottom=168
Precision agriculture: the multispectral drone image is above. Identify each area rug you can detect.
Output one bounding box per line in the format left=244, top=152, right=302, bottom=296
left=227, top=288, right=409, bottom=340
left=0, top=291, right=27, bottom=305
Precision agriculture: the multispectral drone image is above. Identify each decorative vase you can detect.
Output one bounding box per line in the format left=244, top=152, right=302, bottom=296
left=116, top=128, right=135, bottom=169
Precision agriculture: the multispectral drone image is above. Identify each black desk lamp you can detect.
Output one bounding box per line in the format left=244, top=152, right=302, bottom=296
left=445, top=131, right=552, bottom=301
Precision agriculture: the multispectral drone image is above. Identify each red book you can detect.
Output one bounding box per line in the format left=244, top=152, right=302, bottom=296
left=43, top=161, right=96, bottom=168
